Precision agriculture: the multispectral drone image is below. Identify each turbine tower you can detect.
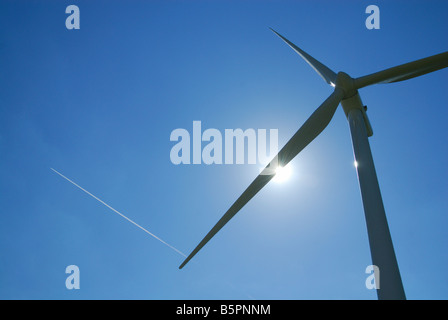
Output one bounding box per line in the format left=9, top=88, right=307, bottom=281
left=179, top=29, right=448, bottom=300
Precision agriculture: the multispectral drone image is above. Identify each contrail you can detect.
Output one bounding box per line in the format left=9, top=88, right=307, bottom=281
left=51, top=168, right=186, bottom=257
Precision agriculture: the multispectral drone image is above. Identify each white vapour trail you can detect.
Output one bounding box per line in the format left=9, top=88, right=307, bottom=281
left=51, top=168, right=186, bottom=257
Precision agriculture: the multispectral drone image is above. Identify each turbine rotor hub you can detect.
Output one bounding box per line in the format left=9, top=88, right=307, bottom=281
left=335, top=72, right=357, bottom=98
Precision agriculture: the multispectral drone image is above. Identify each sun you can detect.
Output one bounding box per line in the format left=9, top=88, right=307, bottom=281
left=273, top=164, right=292, bottom=183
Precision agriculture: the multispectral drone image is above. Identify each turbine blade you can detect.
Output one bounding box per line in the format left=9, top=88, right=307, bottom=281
left=179, top=88, right=344, bottom=269
left=270, top=28, right=337, bottom=86
left=354, top=51, right=448, bottom=89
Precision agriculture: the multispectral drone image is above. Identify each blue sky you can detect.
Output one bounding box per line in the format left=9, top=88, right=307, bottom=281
left=0, top=0, right=447, bottom=299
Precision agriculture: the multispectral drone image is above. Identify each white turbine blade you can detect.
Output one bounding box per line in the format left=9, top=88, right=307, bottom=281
left=270, top=28, right=337, bottom=86
left=354, top=51, right=448, bottom=89
left=179, top=88, right=344, bottom=269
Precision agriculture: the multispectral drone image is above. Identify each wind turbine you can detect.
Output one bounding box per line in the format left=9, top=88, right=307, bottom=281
left=179, top=29, right=448, bottom=300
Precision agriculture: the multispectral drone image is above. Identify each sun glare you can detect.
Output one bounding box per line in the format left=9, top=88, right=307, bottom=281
left=273, top=164, right=292, bottom=183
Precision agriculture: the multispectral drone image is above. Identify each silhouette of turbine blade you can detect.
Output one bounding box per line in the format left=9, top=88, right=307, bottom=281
left=354, top=51, right=448, bottom=89
left=179, top=88, right=344, bottom=269
left=270, top=28, right=337, bottom=86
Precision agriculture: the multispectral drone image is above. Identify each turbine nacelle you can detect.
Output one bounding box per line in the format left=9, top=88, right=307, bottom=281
left=331, top=71, right=372, bottom=136
left=335, top=71, right=357, bottom=99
